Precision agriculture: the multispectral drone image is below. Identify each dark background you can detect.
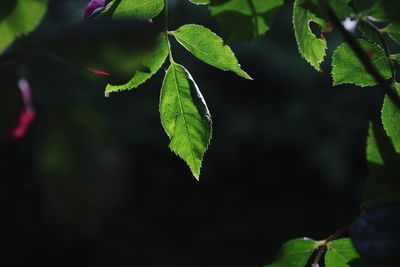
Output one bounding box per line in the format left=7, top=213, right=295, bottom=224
left=0, top=0, right=385, bottom=266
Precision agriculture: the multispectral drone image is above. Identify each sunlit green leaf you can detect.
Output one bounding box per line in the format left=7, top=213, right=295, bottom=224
left=112, top=0, right=164, bottom=20
left=105, top=34, right=169, bottom=93
left=325, top=238, right=359, bottom=267
left=189, top=0, right=209, bottom=5
left=160, top=62, right=212, bottom=179
left=363, top=122, right=400, bottom=209
left=293, top=0, right=327, bottom=71
left=382, top=84, right=400, bottom=153
left=265, top=238, right=316, bottom=267
left=172, top=24, right=252, bottom=79
left=0, top=0, right=48, bottom=54
left=331, top=40, right=392, bottom=87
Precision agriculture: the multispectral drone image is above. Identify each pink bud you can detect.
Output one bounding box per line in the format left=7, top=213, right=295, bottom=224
left=84, top=0, right=106, bottom=20
left=11, top=79, right=35, bottom=139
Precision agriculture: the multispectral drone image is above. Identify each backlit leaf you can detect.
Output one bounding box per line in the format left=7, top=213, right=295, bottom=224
left=208, top=0, right=283, bottom=42
left=112, top=0, right=164, bottom=20
left=189, top=0, right=209, bottom=5
left=331, top=40, right=392, bottom=87
left=0, top=0, right=48, bottom=55
left=382, top=84, right=400, bottom=153
left=363, top=122, right=400, bottom=209
left=171, top=24, right=252, bottom=79
left=325, top=238, right=359, bottom=267
left=160, top=62, right=212, bottom=179
left=105, top=34, right=169, bottom=93
left=386, top=23, right=400, bottom=45
left=265, top=238, right=316, bottom=267
left=293, top=0, right=327, bottom=71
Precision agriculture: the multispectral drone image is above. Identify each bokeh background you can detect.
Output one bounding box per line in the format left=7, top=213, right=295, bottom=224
left=0, top=0, right=386, bottom=266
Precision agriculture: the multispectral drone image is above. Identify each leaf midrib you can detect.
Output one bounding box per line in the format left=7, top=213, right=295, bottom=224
left=171, top=65, right=198, bottom=173
left=175, top=34, right=224, bottom=70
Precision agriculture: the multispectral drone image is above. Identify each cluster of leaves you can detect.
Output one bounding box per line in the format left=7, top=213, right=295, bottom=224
left=100, top=0, right=256, bottom=179
left=267, top=0, right=400, bottom=266
left=1, top=0, right=400, bottom=265
left=266, top=238, right=359, bottom=267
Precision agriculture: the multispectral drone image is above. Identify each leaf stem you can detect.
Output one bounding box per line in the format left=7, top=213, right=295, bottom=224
left=163, top=0, right=174, bottom=64
left=313, top=247, right=326, bottom=266
left=325, top=4, right=400, bottom=108
left=164, top=0, right=169, bottom=32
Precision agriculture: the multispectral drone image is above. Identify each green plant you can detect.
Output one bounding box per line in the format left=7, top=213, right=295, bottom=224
left=1, top=0, right=400, bottom=266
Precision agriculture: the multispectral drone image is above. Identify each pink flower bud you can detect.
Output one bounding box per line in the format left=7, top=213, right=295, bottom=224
left=84, top=0, right=106, bottom=20
left=12, top=79, right=35, bottom=139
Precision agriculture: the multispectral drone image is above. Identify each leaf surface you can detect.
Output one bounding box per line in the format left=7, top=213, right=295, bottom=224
left=172, top=24, right=252, bottom=79
left=386, top=23, right=400, bottom=45
left=331, top=40, right=392, bottom=87
left=325, top=238, right=359, bottom=267
left=106, top=34, right=169, bottom=93
left=0, top=0, right=48, bottom=54
left=208, top=0, right=283, bottom=42
left=189, top=0, right=209, bottom=5
left=266, top=238, right=316, bottom=267
left=160, top=62, right=212, bottom=179
left=293, top=0, right=327, bottom=71
left=382, top=84, right=400, bottom=153
left=363, top=122, right=400, bottom=209
left=112, top=0, right=164, bottom=20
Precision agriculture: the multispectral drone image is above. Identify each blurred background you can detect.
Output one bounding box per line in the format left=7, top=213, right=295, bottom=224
left=0, top=0, right=386, bottom=266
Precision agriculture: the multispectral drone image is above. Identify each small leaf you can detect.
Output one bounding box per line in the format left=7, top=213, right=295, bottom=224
left=293, top=0, right=328, bottom=71
left=106, top=34, right=169, bottom=93
left=363, top=122, right=400, bottom=209
left=112, top=0, right=164, bottom=20
left=208, top=0, right=283, bottom=42
left=386, top=23, right=400, bottom=45
left=325, top=238, right=360, bottom=267
left=189, top=0, right=210, bottom=5
left=382, top=84, right=400, bottom=154
left=0, top=0, right=48, bottom=54
left=265, top=238, right=316, bottom=267
left=331, top=40, right=392, bottom=87
left=171, top=24, right=252, bottom=79
left=160, top=62, right=212, bottom=179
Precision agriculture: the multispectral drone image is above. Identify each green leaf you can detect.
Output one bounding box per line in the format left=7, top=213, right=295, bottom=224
left=363, top=122, right=400, bottom=209
left=189, top=0, right=210, bottom=5
left=293, top=0, right=328, bottom=71
left=208, top=0, right=283, bottom=42
left=160, top=62, right=212, bottom=179
left=385, top=23, right=400, bottom=45
left=331, top=40, right=392, bottom=87
left=105, top=34, right=169, bottom=94
left=112, top=0, right=164, bottom=20
left=265, top=238, right=316, bottom=267
left=382, top=84, right=400, bottom=154
left=171, top=24, right=252, bottom=79
left=0, top=0, right=48, bottom=55
left=368, top=0, right=400, bottom=22
left=325, top=238, right=359, bottom=267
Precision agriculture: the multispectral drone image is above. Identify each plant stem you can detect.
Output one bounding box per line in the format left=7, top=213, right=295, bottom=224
left=326, top=5, right=400, bottom=108
left=164, top=0, right=169, bottom=32
left=163, top=0, right=174, bottom=64
left=313, top=247, right=326, bottom=266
